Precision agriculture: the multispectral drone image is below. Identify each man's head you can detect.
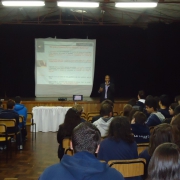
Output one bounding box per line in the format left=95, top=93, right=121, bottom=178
left=7, top=99, right=15, bottom=109
left=132, top=111, right=146, bottom=125
left=123, top=104, right=132, bottom=117
left=105, top=75, right=110, bottom=83
left=100, top=103, right=113, bottom=117
left=72, top=104, right=83, bottom=116
left=138, top=90, right=145, bottom=100
left=145, top=98, right=157, bottom=114
left=159, top=94, right=170, bottom=108
left=71, top=122, right=101, bottom=154
left=14, top=96, right=21, bottom=104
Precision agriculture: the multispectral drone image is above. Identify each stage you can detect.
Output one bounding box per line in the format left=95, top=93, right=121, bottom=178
left=1, top=97, right=129, bottom=115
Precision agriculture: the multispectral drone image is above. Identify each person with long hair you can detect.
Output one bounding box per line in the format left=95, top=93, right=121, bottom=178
left=98, top=116, right=139, bottom=180
left=139, top=123, right=174, bottom=179
left=57, top=108, right=81, bottom=160
left=148, top=143, right=180, bottom=180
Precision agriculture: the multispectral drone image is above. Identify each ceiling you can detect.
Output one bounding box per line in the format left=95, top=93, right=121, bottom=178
left=0, top=0, right=180, bottom=28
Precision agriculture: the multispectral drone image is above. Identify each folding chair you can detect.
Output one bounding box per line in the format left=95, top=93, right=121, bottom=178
left=27, top=112, right=36, bottom=139
left=108, top=158, right=146, bottom=178
left=63, top=137, right=73, bottom=156
left=137, top=143, right=149, bottom=155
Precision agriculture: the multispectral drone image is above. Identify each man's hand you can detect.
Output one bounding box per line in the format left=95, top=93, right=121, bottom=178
left=99, top=87, right=103, bottom=93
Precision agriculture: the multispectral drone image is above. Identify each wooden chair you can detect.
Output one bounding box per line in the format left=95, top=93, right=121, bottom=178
left=108, top=158, right=146, bottom=178
left=62, top=137, right=73, bottom=156
left=81, top=112, right=87, bottom=120
left=4, top=178, right=18, bottom=180
left=119, top=111, right=123, bottom=116
left=27, top=112, right=36, bottom=139
left=0, top=124, right=12, bottom=161
left=137, top=143, right=149, bottom=155
left=113, top=112, right=118, bottom=116
left=87, top=112, right=100, bottom=122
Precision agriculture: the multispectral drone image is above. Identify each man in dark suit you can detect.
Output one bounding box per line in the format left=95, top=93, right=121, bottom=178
left=98, top=75, right=115, bottom=103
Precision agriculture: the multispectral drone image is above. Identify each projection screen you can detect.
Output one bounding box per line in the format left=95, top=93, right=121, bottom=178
left=35, top=38, right=96, bottom=97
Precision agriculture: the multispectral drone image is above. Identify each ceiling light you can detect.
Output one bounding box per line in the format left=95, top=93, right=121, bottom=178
left=115, top=2, right=157, bottom=8
left=57, top=1, right=99, bottom=8
left=2, top=1, right=45, bottom=6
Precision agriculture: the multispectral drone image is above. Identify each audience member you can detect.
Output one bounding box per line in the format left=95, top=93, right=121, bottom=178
left=139, top=123, right=174, bottom=179
left=93, top=103, right=113, bottom=137
left=175, top=95, right=180, bottom=105
left=158, top=94, right=171, bottom=118
left=127, top=99, right=137, bottom=106
left=128, top=109, right=140, bottom=123
left=91, top=99, right=113, bottom=123
left=14, top=96, right=28, bottom=140
left=0, top=99, right=23, bottom=150
left=0, top=100, right=3, bottom=112
left=39, top=122, right=124, bottom=180
left=57, top=108, right=81, bottom=160
left=133, top=90, right=145, bottom=111
left=162, top=103, right=178, bottom=124
left=123, top=104, right=132, bottom=117
left=72, top=104, right=86, bottom=122
left=145, top=98, right=165, bottom=127
left=131, top=111, right=150, bottom=143
left=98, top=116, right=138, bottom=170
left=148, top=143, right=180, bottom=180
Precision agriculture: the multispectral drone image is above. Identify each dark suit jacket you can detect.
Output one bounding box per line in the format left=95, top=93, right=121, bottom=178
left=99, top=82, right=115, bottom=102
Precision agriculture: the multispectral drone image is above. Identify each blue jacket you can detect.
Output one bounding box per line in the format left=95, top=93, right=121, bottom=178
left=14, top=104, right=27, bottom=128
left=158, top=108, right=172, bottom=118
left=131, top=124, right=150, bottom=143
left=98, top=138, right=140, bottom=180
left=145, top=112, right=165, bottom=127
left=39, top=151, right=124, bottom=180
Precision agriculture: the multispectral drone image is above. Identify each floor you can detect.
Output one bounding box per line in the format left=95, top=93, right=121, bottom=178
left=0, top=127, right=59, bottom=180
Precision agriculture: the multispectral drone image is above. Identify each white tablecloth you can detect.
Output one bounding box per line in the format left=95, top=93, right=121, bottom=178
left=32, top=106, right=71, bottom=132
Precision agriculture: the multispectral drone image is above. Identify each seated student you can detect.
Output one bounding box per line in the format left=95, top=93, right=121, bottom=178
left=158, top=94, right=171, bottom=118
left=93, top=103, right=113, bottom=137
left=123, top=104, right=132, bottom=117
left=0, top=100, right=3, bottom=112
left=145, top=98, right=165, bottom=127
left=72, top=104, right=86, bottom=122
left=39, top=122, right=124, bottom=180
left=91, top=99, right=113, bottom=123
left=131, top=111, right=150, bottom=143
left=98, top=116, right=139, bottom=180
left=0, top=99, right=23, bottom=150
left=162, top=103, right=178, bottom=124
left=57, top=108, right=81, bottom=160
left=148, top=143, right=180, bottom=180
left=175, top=95, right=180, bottom=105
left=14, top=96, right=28, bottom=140
left=133, top=90, right=145, bottom=111
left=139, top=123, right=174, bottom=179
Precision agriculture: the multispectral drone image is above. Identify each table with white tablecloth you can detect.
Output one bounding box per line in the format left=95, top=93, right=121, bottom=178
left=32, top=106, right=71, bottom=132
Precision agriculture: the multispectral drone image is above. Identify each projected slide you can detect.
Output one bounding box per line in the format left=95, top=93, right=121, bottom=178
left=35, top=38, right=96, bottom=97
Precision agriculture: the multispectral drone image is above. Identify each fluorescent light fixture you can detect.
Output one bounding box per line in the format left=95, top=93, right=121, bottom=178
left=57, top=1, right=99, bottom=8
left=115, top=2, right=157, bottom=8
left=2, top=1, right=45, bottom=6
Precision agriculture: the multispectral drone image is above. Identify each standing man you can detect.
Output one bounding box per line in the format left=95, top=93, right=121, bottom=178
left=98, top=75, right=115, bottom=103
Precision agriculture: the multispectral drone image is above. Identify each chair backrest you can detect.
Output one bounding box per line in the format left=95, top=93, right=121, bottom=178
left=0, top=119, right=16, bottom=128
left=113, top=112, right=118, bottom=116
left=0, top=123, right=6, bottom=133
left=87, top=112, right=100, bottom=117
left=108, top=158, right=146, bottom=177
left=4, top=178, right=18, bottom=180
left=137, top=143, right=149, bottom=155
left=62, top=137, right=73, bottom=156
left=19, top=115, right=24, bottom=123
left=119, top=111, right=123, bottom=116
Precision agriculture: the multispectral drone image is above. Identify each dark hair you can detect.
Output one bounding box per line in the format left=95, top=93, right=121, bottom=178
left=148, top=123, right=174, bottom=156
left=148, top=143, right=180, bottom=180
left=175, top=95, right=180, bottom=103
left=0, top=100, right=2, bottom=106
left=58, top=108, right=81, bottom=137
left=100, top=103, right=113, bottom=117
left=14, top=96, right=21, bottom=103
left=138, top=90, right=145, bottom=99
left=174, top=105, right=180, bottom=116
left=170, top=103, right=179, bottom=111
left=170, top=113, right=180, bottom=147
left=127, top=99, right=137, bottom=106
left=133, top=111, right=147, bottom=124
left=146, top=95, right=153, bottom=100
left=101, top=99, right=114, bottom=108
left=7, top=99, right=15, bottom=109
left=154, top=96, right=160, bottom=110
left=123, top=104, right=132, bottom=117
left=128, top=109, right=140, bottom=123
left=159, top=94, right=170, bottom=107
left=72, top=122, right=101, bottom=154
left=145, top=98, right=157, bottom=111
left=105, top=74, right=110, bottom=78
left=108, top=116, right=134, bottom=143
